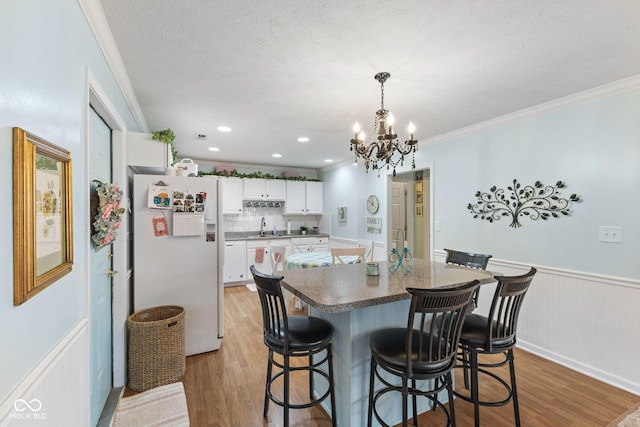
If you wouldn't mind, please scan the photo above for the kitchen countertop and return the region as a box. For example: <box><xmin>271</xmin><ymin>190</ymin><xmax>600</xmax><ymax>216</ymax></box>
<box><xmin>225</xmin><ymin>231</ymin><xmax>330</xmax><ymax>241</ymax></box>
<box><xmin>279</xmin><ymin>259</ymin><xmax>496</xmax><ymax>313</ymax></box>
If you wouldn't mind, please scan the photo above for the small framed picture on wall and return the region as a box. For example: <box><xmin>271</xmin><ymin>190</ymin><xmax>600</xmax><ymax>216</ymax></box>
<box><xmin>415</xmin><ymin>181</ymin><xmax>423</xmax><ymax>193</ymax></box>
<box><xmin>415</xmin><ymin>205</ymin><xmax>423</xmax><ymax>217</ymax></box>
<box><xmin>416</xmin><ymin>193</ymin><xmax>423</xmax><ymax>204</ymax></box>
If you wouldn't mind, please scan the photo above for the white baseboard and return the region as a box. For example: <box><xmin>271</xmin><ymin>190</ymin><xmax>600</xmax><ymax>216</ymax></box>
<box><xmin>518</xmin><ymin>339</ymin><xmax>640</xmax><ymax>396</ymax></box>
<box><xmin>0</xmin><ymin>319</ymin><xmax>90</xmax><ymax>427</ymax></box>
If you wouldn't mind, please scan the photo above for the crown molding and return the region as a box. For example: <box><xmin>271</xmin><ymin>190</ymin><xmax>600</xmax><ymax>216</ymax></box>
<box><xmin>77</xmin><ymin>0</ymin><xmax>148</xmax><ymax>132</ymax></box>
<box><xmin>422</xmin><ymin>74</ymin><xmax>640</xmax><ymax>148</ymax></box>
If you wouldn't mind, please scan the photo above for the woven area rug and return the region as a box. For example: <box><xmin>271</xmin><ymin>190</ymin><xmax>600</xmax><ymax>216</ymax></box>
<box><xmin>113</xmin><ymin>382</ymin><xmax>189</xmax><ymax>427</ymax></box>
<box><xmin>618</xmin><ymin>406</ymin><xmax>640</xmax><ymax>427</ymax></box>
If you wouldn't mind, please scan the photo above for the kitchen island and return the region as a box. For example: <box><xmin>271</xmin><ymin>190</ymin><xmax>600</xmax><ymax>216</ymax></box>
<box><xmin>279</xmin><ymin>259</ymin><xmax>496</xmax><ymax>427</ymax></box>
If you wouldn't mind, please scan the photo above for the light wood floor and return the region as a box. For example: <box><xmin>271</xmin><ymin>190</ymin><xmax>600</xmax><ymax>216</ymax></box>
<box><xmin>165</xmin><ymin>286</ymin><xmax>639</xmax><ymax>426</ymax></box>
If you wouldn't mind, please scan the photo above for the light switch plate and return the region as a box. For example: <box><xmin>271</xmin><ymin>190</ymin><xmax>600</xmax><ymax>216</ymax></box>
<box><xmin>434</xmin><ymin>221</ymin><xmax>441</xmax><ymax>232</ymax></box>
<box><xmin>599</xmin><ymin>226</ymin><xmax>622</xmax><ymax>243</ymax></box>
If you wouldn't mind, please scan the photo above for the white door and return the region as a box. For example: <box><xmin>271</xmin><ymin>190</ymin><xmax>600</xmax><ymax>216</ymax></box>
<box><xmin>89</xmin><ymin>108</ymin><xmax>113</xmax><ymax>426</ymax></box>
<box><xmin>392</xmin><ymin>181</ymin><xmax>407</xmax><ymax>243</ymax></box>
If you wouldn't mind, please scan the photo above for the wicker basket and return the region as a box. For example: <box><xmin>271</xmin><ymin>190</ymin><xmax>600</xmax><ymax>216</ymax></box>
<box><xmin>127</xmin><ymin>305</ymin><xmax>186</xmax><ymax>392</ymax></box>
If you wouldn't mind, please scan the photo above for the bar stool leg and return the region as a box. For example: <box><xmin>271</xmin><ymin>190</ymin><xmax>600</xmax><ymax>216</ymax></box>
<box><xmin>309</xmin><ymin>354</ymin><xmax>314</xmax><ymax>400</ymax></box>
<box><xmin>470</xmin><ymin>349</ymin><xmax>480</xmax><ymax>427</ymax></box>
<box><xmin>327</xmin><ymin>345</ymin><xmax>337</xmax><ymax>427</ymax></box>
<box><xmin>446</xmin><ymin>371</ymin><xmax>457</xmax><ymax>427</ymax></box>
<box><xmin>402</xmin><ymin>377</ymin><xmax>409</xmax><ymax>427</ymax></box>
<box><xmin>508</xmin><ymin>349</ymin><xmax>521</xmax><ymax>427</ymax></box>
<box><xmin>462</xmin><ymin>348</ymin><xmax>471</xmax><ymax>389</ymax></box>
<box><xmin>283</xmin><ymin>355</ymin><xmax>290</xmax><ymax>427</ymax></box>
<box><xmin>411</xmin><ymin>378</ymin><xmax>418</xmax><ymax>425</ymax></box>
<box><xmin>264</xmin><ymin>350</ymin><xmax>273</xmax><ymax>417</ymax></box>
<box><xmin>367</xmin><ymin>358</ymin><xmax>376</xmax><ymax>427</ymax></box>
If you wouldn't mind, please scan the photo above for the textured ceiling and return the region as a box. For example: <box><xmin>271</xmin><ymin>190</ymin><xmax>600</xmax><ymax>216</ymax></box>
<box><xmin>100</xmin><ymin>0</ymin><xmax>640</xmax><ymax>169</ymax></box>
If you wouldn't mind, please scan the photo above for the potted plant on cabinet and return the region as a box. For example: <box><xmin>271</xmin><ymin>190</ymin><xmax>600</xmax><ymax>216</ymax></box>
<box><xmin>300</xmin><ymin>225</ymin><xmax>308</xmax><ymax>235</ymax></box>
<box><xmin>152</xmin><ymin>128</ymin><xmax>177</xmax><ymax>165</ymax></box>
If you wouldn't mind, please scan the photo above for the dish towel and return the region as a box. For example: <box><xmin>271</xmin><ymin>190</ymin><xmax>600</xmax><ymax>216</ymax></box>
<box><xmin>255</xmin><ymin>247</ymin><xmax>264</xmax><ymax>263</ymax></box>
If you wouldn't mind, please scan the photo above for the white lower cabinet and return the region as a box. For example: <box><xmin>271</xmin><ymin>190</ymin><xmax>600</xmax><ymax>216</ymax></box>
<box><xmin>223</xmin><ymin>241</ymin><xmax>247</xmax><ymax>283</ymax></box>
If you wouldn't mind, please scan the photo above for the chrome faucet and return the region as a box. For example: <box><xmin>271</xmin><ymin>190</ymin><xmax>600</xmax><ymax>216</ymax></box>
<box><xmin>260</xmin><ymin>217</ymin><xmax>267</xmax><ymax>236</ymax></box>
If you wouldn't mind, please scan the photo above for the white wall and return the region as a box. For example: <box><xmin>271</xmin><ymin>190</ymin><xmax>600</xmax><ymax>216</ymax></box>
<box><xmin>321</xmin><ymin>81</ymin><xmax>640</xmax><ymax>394</ymax></box>
<box><xmin>0</xmin><ymin>0</ymin><xmax>139</xmax><ymax>422</ymax></box>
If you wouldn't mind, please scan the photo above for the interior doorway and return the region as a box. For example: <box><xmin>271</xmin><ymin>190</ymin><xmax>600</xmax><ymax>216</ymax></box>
<box><xmin>391</xmin><ymin>168</ymin><xmax>431</xmax><ymax>260</ymax></box>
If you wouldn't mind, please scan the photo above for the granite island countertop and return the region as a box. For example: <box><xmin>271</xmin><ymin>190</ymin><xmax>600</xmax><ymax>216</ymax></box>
<box><xmin>278</xmin><ymin>259</ymin><xmax>497</xmax><ymax>313</ymax></box>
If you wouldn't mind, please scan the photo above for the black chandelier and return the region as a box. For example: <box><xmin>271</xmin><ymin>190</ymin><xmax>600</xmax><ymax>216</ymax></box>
<box><xmin>350</xmin><ymin>72</ymin><xmax>418</xmax><ymax>176</ymax></box>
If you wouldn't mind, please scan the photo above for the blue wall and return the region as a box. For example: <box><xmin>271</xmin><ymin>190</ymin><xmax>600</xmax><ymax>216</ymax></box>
<box><xmin>0</xmin><ymin>0</ymin><xmax>139</xmax><ymax>404</ymax></box>
<box><xmin>322</xmin><ymin>86</ymin><xmax>640</xmax><ymax>279</ymax></box>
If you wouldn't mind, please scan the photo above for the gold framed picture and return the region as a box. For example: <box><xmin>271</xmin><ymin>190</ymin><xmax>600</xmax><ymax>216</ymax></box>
<box><xmin>13</xmin><ymin>127</ymin><xmax>73</xmax><ymax>305</ymax></box>
<box><xmin>416</xmin><ymin>192</ymin><xmax>423</xmax><ymax>204</ymax></box>
<box><xmin>415</xmin><ymin>204</ymin><xmax>423</xmax><ymax>217</ymax></box>
<box><xmin>415</xmin><ymin>181</ymin><xmax>423</xmax><ymax>193</ymax></box>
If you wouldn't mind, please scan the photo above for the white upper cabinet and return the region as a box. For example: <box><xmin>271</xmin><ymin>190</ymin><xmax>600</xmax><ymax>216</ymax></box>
<box><xmin>285</xmin><ymin>181</ymin><xmax>306</xmax><ymax>214</ymax></box>
<box><xmin>125</xmin><ymin>131</ymin><xmax>171</xmax><ymax>168</ymax></box>
<box><xmin>221</xmin><ymin>177</ymin><xmax>243</xmax><ymax>214</ymax></box>
<box><xmin>265</xmin><ymin>179</ymin><xmax>286</xmax><ymax>200</ymax></box>
<box><xmin>305</xmin><ymin>181</ymin><xmax>324</xmax><ymax>214</ymax></box>
<box><xmin>243</xmin><ymin>178</ymin><xmax>286</xmax><ymax>200</ymax></box>
<box><xmin>285</xmin><ymin>181</ymin><xmax>323</xmax><ymax>215</ymax></box>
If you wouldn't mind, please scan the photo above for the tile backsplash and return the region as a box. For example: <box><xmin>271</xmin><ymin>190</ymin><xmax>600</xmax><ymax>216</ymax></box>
<box><xmin>223</xmin><ymin>206</ymin><xmax>322</xmax><ymax>233</ymax></box>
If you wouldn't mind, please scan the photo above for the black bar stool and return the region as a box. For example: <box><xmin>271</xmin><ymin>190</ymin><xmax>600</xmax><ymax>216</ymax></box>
<box><xmin>250</xmin><ymin>265</ymin><xmax>337</xmax><ymax>427</ymax></box>
<box><xmin>444</xmin><ymin>248</ymin><xmax>493</xmax><ymax>388</ymax></box>
<box><xmin>367</xmin><ymin>280</ymin><xmax>480</xmax><ymax>427</ymax></box>
<box><xmin>453</xmin><ymin>267</ymin><xmax>537</xmax><ymax>427</ymax></box>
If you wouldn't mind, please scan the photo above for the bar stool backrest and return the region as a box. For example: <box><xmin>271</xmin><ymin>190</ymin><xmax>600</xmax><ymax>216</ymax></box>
<box><xmin>405</xmin><ymin>280</ymin><xmax>480</xmax><ymax>377</ymax></box>
<box><xmin>485</xmin><ymin>267</ymin><xmax>537</xmax><ymax>351</ymax></box>
<box><xmin>444</xmin><ymin>248</ymin><xmax>492</xmax><ymax>270</ymax></box>
<box><xmin>250</xmin><ymin>265</ymin><xmax>290</xmax><ymax>351</ymax></box>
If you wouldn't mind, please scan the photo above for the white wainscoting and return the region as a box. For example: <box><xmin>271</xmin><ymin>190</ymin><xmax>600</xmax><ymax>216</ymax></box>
<box><xmin>0</xmin><ymin>319</ymin><xmax>90</xmax><ymax>427</ymax></box>
<box><xmin>433</xmin><ymin>250</ymin><xmax>640</xmax><ymax>396</ymax></box>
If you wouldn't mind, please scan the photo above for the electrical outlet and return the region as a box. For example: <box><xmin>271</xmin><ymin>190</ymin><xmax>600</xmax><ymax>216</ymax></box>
<box><xmin>599</xmin><ymin>226</ymin><xmax>622</xmax><ymax>243</ymax></box>
<box><xmin>434</xmin><ymin>221</ymin><xmax>441</xmax><ymax>232</ymax></box>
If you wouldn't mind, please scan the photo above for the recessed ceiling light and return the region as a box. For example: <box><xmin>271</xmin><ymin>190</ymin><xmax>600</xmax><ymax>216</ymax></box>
<box><xmin>324</xmin><ymin>159</ymin><xmax>333</xmax><ymax>163</ymax></box>
<box><xmin>297</xmin><ymin>137</ymin><xmax>310</xmax><ymax>142</ymax></box>
<box><xmin>272</xmin><ymin>153</ymin><xmax>282</xmax><ymax>158</ymax></box>
<box><xmin>208</xmin><ymin>147</ymin><xmax>220</xmax><ymax>152</ymax></box>
<box><xmin>217</xmin><ymin>126</ymin><xmax>231</xmax><ymax>132</ymax></box>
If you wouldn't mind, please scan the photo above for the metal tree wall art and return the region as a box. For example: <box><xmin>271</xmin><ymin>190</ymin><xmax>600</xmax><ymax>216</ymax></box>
<box><xmin>467</xmin><ymin>179</ymin><xmax>580</xmax><ymax>228</ymax></box>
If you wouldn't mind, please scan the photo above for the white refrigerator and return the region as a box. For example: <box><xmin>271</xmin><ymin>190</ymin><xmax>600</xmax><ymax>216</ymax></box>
<box><xmin>133</xmin><ymin>173</ymin><xmax>224</xmax><ymax>355</ymax></box>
